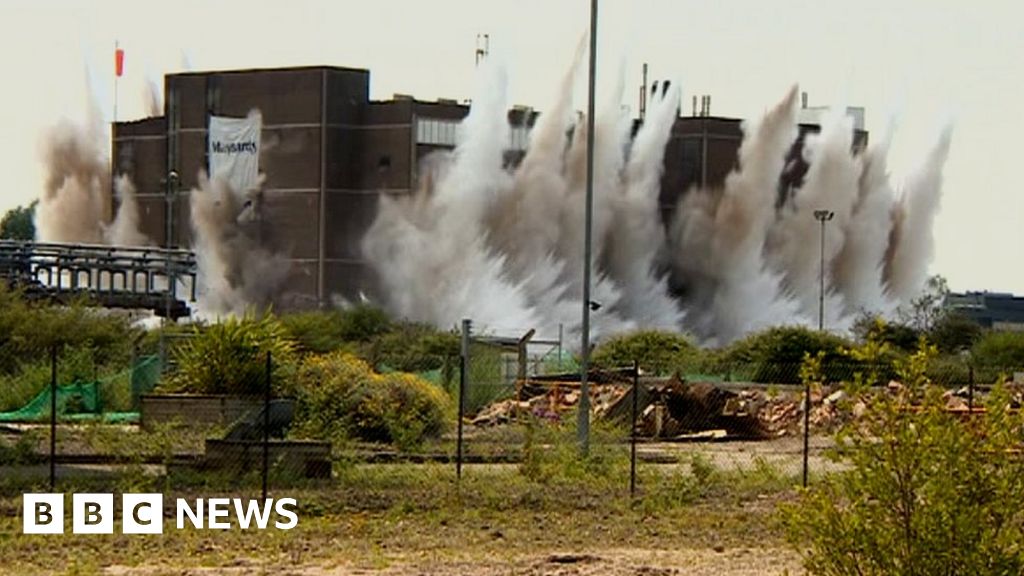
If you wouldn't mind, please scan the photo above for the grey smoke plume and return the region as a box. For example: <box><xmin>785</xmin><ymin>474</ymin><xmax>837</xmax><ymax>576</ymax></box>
<box><xmin>605</xmin><ymin>83</ymin><xmax>684</xmax><ymax>331</ymax></box>
<box><xmin>884</xmin><ymin>127</ymin><xmax>952</xmax><ymax>302</ymax></box>
<box><xmin>833</xmin><ymin>126</ymin><xmax>897</xmax><ymax>316</ymax></box>
<box><xmin>362</xmin><ymin>60</ymin><xmax>542</xmax><ymax>332</ymax></box>
<box><xmin>36</xmin><ymin>90</ymin><xmax>153</xmax><ymax>248</ymax></box>
<box><xmin>362</xmin><ymin>46</ymin><xmax>952</xmax><ymax>344</ymax></box>
<box><xmin>188</xmin><ymin>173</ymin><xmax>291</xmax><ymax>317</ymax></box>
<box><xmin>144</xmin><ymin>78</ymin><xmax>163</xmax><ymax>118</ymax></box>
<box><xmin>669</xmin><ymin>87</ymin><xmax>806</xmax><ymax>343</ymax></box>
<box><xmin>35</xmin><ymin>115</ymin><xmax>109</xmax><ymax>244</ymax></box>
<box><xmin>768</xmin><ymin>109</ymin><xmax>863</xmax><ymax>329</ymax></box>
<box><xmin>103</xmin><ymin>175</ymin><xmax>153</xmax><ymax>246</ymax></box>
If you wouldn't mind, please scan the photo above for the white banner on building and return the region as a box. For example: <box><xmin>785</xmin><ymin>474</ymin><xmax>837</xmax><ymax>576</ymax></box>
<box><xmin>208</xmin><ymin>111</ymin><xmax>262</xmax><ymax>194</ymax></box>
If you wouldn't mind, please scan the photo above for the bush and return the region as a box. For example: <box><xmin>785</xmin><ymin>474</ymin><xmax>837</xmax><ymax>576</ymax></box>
<box><xmin>280</xmin><ymin>305</ymin><xmax>391</xmax><ymax>354</ymax></box>
<box><xmin>971</xmin><ymin>330</ymin><xmax>1024</xmax><ymax>371</ymax></box>
<box><xmin>781</xmin><ymin>344</ymin><xmax>1024</xmax><ymax>575</ymax></box>
<box><xmin>291</xmin><ymin>351</ymin><xmax>449</xmax><ymax>451</ymax></box>
<box><xmin>721</xmin><ymin>326</ymin><xmax>856</xmax><ymax>383</ymax></box>
<box><xmin>364</xmin><ymin>322</ymin><xmax>459</xmax><ymax>373</ymax></box>
<box><xmin>0</xmin><ymin>345</ymin><xmax>109</xmax><ymax>413</ymax></box>
<box><xmin>853</xmin><ymin>314</ymin><xmax>921</xmax><ymax>353</ymax></box>
<box><xmin>928</xmin><ymin>311</ymin><xmax>983</xmax><ymax>354</ymax></box>
<box><xmin>0</xmin><ymin>286</ymin><xmax>136</xmax><ymax>374</ymax></box>
<box><xmin>163</xmin><ymin>314</ymin><xmax>297</xmax><ymax>395</ymax></box>
<box><xmin>591</xmin><ymin>330</ymin><xmax>698</xmax><ymax>375</ymax></box>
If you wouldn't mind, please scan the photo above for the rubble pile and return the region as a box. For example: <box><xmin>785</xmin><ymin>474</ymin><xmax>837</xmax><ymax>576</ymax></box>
<box><xmin>469</xmin><ymin>374</ymin><xmax>1016</xmax><ymax>441</ymax></box>
<box><xmin>470</xmin><ymin>383</ymin><xmax>629</xmax><ymax>427</ymax></box>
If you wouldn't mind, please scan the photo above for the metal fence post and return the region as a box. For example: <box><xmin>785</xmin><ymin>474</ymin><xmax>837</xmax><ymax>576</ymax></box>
<box><xmin>968</xmin><ymin>363</ymin><xmax>975</xmax><ymax>412</ymax></box>
<box><xmin>630</xmin><ymin>360</ymin><xmax>638</xmax><ymax>498</ymax></box>
<box><xmin>49</xmin><ymin>344</ymin><xmax>57</xmax><ymax>492</ymax></box>
<box><xmin>457</xmin><ymin>319</ymin><xmax>471</xmax><ymax>483</ymax></box>
<box><xmin>802</xmin><ymin>379</ymin><xmax>810</xmax><ymax>488</ymax></box>
<box><xmin>262</xmin><ymin>350</ymin><xmax>271</xmax><ymax>502</ymax></box>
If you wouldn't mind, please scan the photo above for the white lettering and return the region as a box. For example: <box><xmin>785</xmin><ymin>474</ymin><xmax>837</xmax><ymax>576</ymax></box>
<box><xmin>207</xmin><ymin>498</ymin><xmax>231</xmax><ymax>530</ymax></box>
<box><xmin>274</xmin><ymin>498</ymin><xmax>298</xmax><ymax>530</ymax></box>
<box><xmin>23</xmin><ymin>494</ymin><xmax>63</xmax><ymax>534</ymax></box>
<box><xmin>233</xmin><ymin>498</ymin><xmax>273</xmax><ymax>529</ymax></box>
<box><xmin>176</xmin><ymin>498</ymin><xmax>203</xmax><ymax>529</ymax></box>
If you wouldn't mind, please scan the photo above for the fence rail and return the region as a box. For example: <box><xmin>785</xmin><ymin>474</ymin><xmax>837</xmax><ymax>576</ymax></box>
<box><xmin>0</xmin><ymin>239</ymin><xmax>197</xmax><ymax>318</ymax></box>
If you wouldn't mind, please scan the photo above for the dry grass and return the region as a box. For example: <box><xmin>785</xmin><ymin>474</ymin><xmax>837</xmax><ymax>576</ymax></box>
<box><xmin>0</xmin><ymin>459</ymin><xmax>803</xmax><ymax>575</ymax></box>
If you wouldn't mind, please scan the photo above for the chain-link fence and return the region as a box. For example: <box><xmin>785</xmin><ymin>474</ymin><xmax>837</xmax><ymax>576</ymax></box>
<box><xmin>2</xmin><ymin>319</ymin><xmax>1022</xmax><ymax>519</ymax></box>
<box><xmin>0</xmin><ymin>339</ymin><xmax>327</xmax><ymax>509</ymax></box>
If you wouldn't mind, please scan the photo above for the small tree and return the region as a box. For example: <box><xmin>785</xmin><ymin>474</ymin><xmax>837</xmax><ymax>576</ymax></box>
<box><xmin>898</xmin><ymin>274</ymin><xmax>950</xmax><ymax>332</ymax></box>
<box><xmin>0</xmin><ymin>201</ymin><xmax>37</xmax><ymax>241</ymax></box>
<box><xmin>782</xmin><ymin>342</ymin><xmax>1024</xmax><ymax>575</ymax></box>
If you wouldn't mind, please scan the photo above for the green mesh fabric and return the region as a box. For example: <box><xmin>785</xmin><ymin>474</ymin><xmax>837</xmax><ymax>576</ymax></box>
<box><xmin>0</xmin><ymin>355</ymin><xmax>159</xmax><ymax>422</ymax></box>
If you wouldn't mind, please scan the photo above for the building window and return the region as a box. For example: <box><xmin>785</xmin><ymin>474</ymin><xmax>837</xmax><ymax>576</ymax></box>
<box><xmin>415</xmin><ymin>118</ymin><xmax>532</xmax><ymax>151</ymax></box>
<box><xmin>415</xmin><ymin>118</ymin><xmax>460</xmax><ymax>146</ymax></box>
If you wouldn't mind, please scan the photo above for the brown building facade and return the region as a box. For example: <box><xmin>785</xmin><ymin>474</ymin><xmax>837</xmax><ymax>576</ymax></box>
<box><xmin>112</xmin><ymin>65</ymin><xmax>866</xmax><ymax>310</ymax></box>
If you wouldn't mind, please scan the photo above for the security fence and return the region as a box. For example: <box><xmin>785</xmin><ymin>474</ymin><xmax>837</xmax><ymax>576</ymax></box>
<box><xmin>2</xmin><ymin>326</ymin><xmax>1022</xmax><ymax>511</ymax></box>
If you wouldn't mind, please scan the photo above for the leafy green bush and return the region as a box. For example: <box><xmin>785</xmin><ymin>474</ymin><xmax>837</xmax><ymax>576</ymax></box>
<box><xmin>0</xmin><ymin>345</ymin><xmax>105</xmax><ymax>413</ymax></box>
<box><xmin>364</xmin><ymin>322</ymin><xmax>459</xmax><ymax>373</ymax></box>
<box><xmin>280</xmin><ymin>306</ymin><xmax>391</xmax><ymax>354</ymax></box>
<box><xmin>162</xmin><ymin>314</ymin><xmax>297</xmax><ymax>395</ymax></box>
<box><xmin>0</xmin><ymin>286</ymin><xmax>136</xmax><ymax>374</ymax></box>
<box><xmin>928</xmin><ymin>310</ymin><xmax>983</xmax><ymax>354</ymax></box>
<box><xmin>781</xmin><ymin>344</ymin><xmax>1024</xmax><ymax>575</ymax></box>
<box><xmin>720</xmin><ymin>326</ymin><xmax>856</xmax><ymax>383</ymax></box>
<box><xmin>591</xmin><ymin>330</ymin><xmax>698</xmax><ymax>375</ymax></box>
<box><xmin>290</xmin><ymin>351</ymin><xmax>449</xmax><ymax>451</ymax></box>
<box><xmin>971</xmin><ymin>330</ymin><xmax>1024</xmax><ymax>371</ymax></box>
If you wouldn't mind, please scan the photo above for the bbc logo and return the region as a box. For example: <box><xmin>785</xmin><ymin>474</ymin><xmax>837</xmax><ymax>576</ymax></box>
<box><xmin>23</xmin><ymin>493</ymin><xmax>299</xmax><ymax>534</ymax></box>
<box><xmin>24</xmin><ymin>494</ymin><xmax>163</xmax><ymax>535</ymax></box>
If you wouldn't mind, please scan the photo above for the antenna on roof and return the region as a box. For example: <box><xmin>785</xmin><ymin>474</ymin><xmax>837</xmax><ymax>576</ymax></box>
<box><xmin>475</xmin><ymin>34</ymin><xmax>490</xmax><ymax>66</ymax></box>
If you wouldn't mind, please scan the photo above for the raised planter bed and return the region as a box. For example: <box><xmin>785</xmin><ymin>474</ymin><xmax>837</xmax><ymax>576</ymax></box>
<box><xmin>204</xmin><ymin>438</ymin><xmax>332</xmax><ymax>478</ymax></box>
<box><xmin>139</xmin><ymin>394</ymin><xmax>263</xmax><ymax>431</ymax></box>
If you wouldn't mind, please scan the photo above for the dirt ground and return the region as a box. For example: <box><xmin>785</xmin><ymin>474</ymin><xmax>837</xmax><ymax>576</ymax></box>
<box><xmin>104</xmin><ymin>547</ymin><xmax>801</xmax><ymax>575</ymax></box>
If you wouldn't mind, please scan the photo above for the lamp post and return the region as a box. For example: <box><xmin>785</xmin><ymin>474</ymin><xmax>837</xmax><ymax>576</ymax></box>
<box><xmin>159</xmin><ymin>170</ymin><xmax>179</xmax><ymax>370</ymax></box>
<box><xmin>805</xmin><ymin>209</ymin><xmax>833</xmax><ymax>488</ymax></box>
<box><xmin>813</xmin><ymin>210</ymin><xmax>834</xmax><ymax>332</ymax></box>
<box><xmin>578</xmin><ymin>0</ymin><xmax>598</xmax><ymax>457</ymax></box>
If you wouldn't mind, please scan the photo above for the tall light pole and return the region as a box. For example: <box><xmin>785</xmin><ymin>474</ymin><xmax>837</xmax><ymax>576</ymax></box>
<box><xmin>807</xmin><ymin>210</ymin><xmax>832</xmax><ymax>487</ymax></box>
<box><xmin>160</xmin><ymin>170</ymin><xmax>179</xmax><ymax>371</ymax></box>
<box><xmin>578</xmin><ymin>0</ymin><xmax>598</xmax><ymax>456</ymax></box>
<box><xmin>813</xmin><ymin>210</ymin><xmax>834</xmax><ymax>332</ymax></box>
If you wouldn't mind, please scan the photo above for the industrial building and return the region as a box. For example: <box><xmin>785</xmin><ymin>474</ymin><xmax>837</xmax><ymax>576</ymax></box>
<box><xmin>947</xmin><ymin>291</ymin><xmax>1024</xmax><ymax>331</ymax></box>
<box><xmin>112</xmin><ymin>65</ymin><xmax>867</xmax><ymax>310</ymax></box>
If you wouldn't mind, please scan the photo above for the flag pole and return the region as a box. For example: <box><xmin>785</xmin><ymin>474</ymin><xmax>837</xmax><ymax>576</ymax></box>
<box><xmin>113</xmin><ymin>41</ymin><xmax>119</xmax><ymax>125</ymax></box>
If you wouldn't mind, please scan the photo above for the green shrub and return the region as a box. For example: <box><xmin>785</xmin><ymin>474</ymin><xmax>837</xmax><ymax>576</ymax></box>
<box><xmin>280</xmin><ymin>305</ymin><xmax>391</xmax><ymax>354</ymax></box>
<box><xmin>364</xmin><ymin>322</ymin><xmax>459</xmax><ymax>373</ymax></box>
<box><xmin>591</xmin><ymin>330</ymin><xmax>698</xmax><ymax>375</ymax></box>
<box><xmin>720</xmin><ymin>326</ymin><xmax>856</xmax><ymax>383</ymax></box>
<box><xmin>971</xmin><ymin>330</ymin><xmax>1024</xmax><ymax>371</ymax></box>
<box><xmin>781</xmin><ymin>344</ymin><xmax>1024</xmax><ymax>575</ymax></box>
<box><xmin>928</xmin><ymin>310</ymin><xmax>983</xmax><ymax>354</ymax></box>
<box><xmin>0</xmin><ymin>286</ymin><xmax>136</xmax><ymax>374</ymax></box>
<box><xmin>163</xmin><ymin>313</ymin><xmax>297</xmax><ymax>395</ymax></box>
<box><xmin>291</xmin><ymin>351</ymin><xmax>449</xmax><ymax>451</ymax></box>
<box><xmin>0</xmin><ymin>345</ymin><xmax>103</xmax><ymax>413</ymax></box>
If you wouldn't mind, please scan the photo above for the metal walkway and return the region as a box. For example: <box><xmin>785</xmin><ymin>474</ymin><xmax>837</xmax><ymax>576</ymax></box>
<box><xmin>0</xmin><ymin>240</ymin><xmax>197</xmax><ymax>318</ymax></box>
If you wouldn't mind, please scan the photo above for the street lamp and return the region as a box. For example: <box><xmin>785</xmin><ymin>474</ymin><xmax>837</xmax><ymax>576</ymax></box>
<box><xmin>578</xmin><ymin>0</ymin><xmax>599</xmax><ymax>456</ymax></box>
<box><xmin>160</xmin><ymin>170</ymin><xmax>179</xmax><ymax>371</ymax></box>
<box><xmin>805</xmin><ymin>209</ymin><xmax>833</xmax><ymax>488</ymax></box>
<box><xmin>813</xmin><ymin>209</ymin><xmax>834</xmax><ymax>332</ymax></box>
